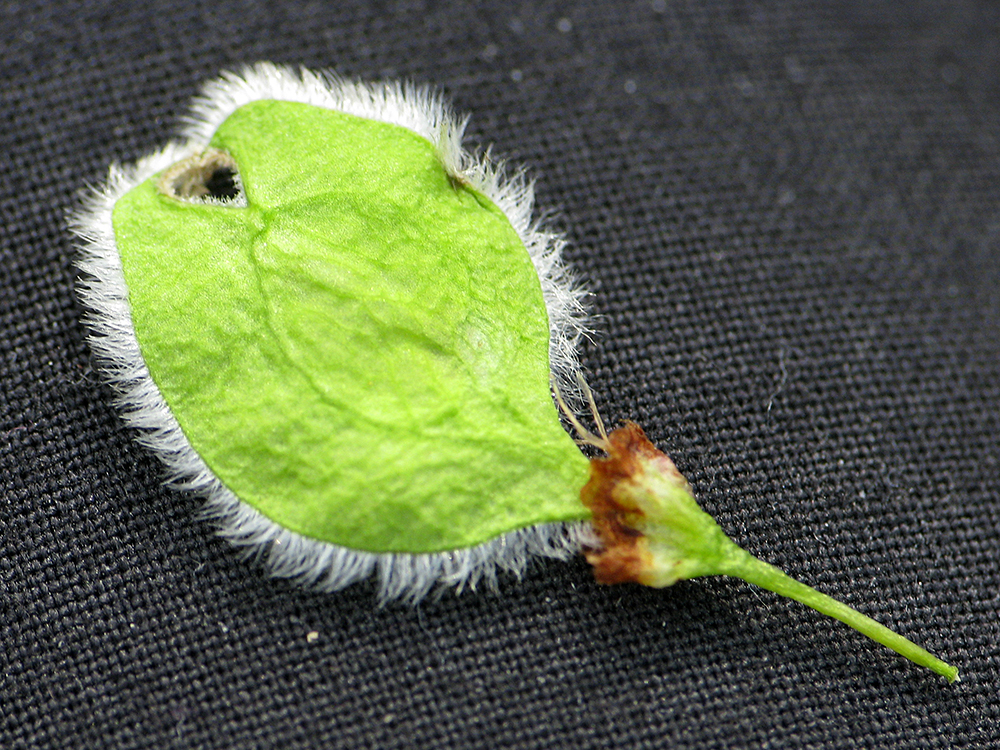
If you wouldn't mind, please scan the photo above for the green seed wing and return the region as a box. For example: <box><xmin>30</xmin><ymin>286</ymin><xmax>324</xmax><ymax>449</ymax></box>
<box><xmin>112</xmin><ymin>99</ymin><xmax>590</xmax><ymax>554</ymax></box>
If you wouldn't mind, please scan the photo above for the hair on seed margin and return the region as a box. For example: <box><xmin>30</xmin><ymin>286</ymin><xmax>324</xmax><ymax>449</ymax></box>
<box><xmin>70</xmin><ymin>63</ymin><xmax>596</xmax><ymax>602</ymax></box>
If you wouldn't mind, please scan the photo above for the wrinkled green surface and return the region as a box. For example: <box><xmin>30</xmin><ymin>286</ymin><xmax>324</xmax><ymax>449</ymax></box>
<box><xmin>112</xmin><ymin>100</ymin><xmax>590</xmax><ymax>553</ymax></box>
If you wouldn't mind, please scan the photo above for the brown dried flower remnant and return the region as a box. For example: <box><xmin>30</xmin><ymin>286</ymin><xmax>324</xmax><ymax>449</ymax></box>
<box><xmin>581</xmin><ymin>422</ymin><xmax>734</xmax><ymax>587</ymax></box>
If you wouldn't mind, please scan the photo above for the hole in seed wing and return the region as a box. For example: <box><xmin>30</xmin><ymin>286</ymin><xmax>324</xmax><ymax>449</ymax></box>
<box><xmin>158</xmin><ymin>148</ymin><xmax>246</xmax><ymax>206</ymax></box>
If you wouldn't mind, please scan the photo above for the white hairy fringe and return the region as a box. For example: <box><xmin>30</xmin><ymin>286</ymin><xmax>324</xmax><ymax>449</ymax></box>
<box><xmin>71</xmin><ymin>63</ymin><xmax>592</xmax><ymax>602</ymax></box>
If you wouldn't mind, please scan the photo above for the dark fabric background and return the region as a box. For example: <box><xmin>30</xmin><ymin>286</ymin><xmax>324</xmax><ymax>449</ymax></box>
<box><xmin>2</xmin><ymin>1</ymin><xmax>998</xmax><ymax>747</ymax></box>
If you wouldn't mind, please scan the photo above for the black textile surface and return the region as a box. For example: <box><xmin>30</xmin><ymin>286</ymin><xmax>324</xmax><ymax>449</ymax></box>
<box><xmin>2</xmin><ymin>1</ymin><xmax>999</xmax><ymax>747</ymax></box>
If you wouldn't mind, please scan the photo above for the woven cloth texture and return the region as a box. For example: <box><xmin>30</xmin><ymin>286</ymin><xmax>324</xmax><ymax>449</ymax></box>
<box><xmin>2</xmin><ymin>1</ymin><xmax>998</xmax><ymax>747</ymax></box>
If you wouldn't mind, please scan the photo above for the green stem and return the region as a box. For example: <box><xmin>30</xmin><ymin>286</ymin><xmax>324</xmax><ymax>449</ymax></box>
<box><xmin>720</xmin><ymin>549</ymin><xmax>959</xmax><ymax>683</ymax></box>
